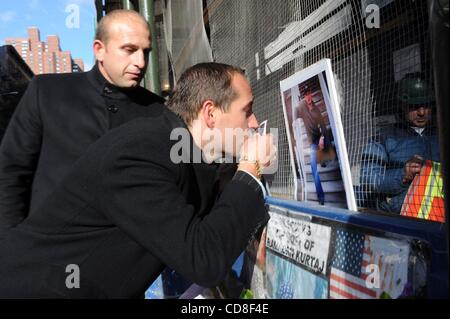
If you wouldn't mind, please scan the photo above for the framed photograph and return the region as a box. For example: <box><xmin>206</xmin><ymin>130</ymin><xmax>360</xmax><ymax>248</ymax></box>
<box><xmin>280</xmin><ymin>59</ymin><xmax>357</xmax><ymax>210</ymax></box>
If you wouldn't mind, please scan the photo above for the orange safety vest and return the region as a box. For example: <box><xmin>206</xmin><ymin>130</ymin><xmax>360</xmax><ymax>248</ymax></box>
<box><xmin>401</xmin><ymin>160</ymin><xmax>445</xmax><ymax>223</ymax></box>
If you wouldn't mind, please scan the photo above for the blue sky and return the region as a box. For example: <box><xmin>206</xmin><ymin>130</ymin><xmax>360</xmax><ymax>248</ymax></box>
<box><xmin>0</xmin><ymin>0</ymin><xmax>96</xmax><ymax>71</ymax></box>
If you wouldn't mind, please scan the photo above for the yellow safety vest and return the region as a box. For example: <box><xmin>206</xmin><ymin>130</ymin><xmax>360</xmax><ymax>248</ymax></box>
<box><xmin>401</xmin><ymin>160</ymin><xmax>445</xmax><ymax>223</ymax></box>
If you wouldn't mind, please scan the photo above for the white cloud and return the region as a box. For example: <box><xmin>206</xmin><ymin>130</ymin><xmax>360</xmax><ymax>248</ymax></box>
<box><xmin>82</xmin><ymin>62</ymin><xmax>94</xmax><ymax>71</ymax></box>
<box><xmin>65</xmin><ymin>0</ymin><xmax>94</xmax><ymax>7</ymax></box>
<box><xmin>0</xmin><ymin>11</ymin><xmax>16</xmax><ymax>23</ymax></box>
<box><xmin>30</xmin><ymin>0</ymin><xmax>40</xmax><ymax>9</ymax></box>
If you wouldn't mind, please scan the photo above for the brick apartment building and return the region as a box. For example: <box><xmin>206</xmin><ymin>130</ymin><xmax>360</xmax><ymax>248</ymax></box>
<box><xmin>5</xmin><ymin>27</ymin><xmax>84</xmax><ymax>75</ymax></box>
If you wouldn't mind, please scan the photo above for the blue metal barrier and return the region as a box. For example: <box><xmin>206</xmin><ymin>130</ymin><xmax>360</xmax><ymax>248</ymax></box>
<box><xmin>265</xmin><ymin>197</ymin><xmax>449</xmax><ymax>299</ymax></box>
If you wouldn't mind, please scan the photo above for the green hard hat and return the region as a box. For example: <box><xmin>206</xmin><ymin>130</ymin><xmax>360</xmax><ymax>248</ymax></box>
<box><xmin>397</xmin><ymin>73</ymin><xmax>435</xmax><ymax>105</ymax></box>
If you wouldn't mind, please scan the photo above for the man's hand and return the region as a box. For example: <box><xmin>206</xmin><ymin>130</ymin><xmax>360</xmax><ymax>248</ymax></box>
<box><xmin>238</xmin><ymin>133</ymin><xmax>277</xmax><ymax>179</ymax></box>
<box><xmin>403</xmin><ymin>155</ymin><xmax>424</xmax><ymax>185</ymax></box>
<box><xmin>318</xmin><ymin>135</ymin><xmax>325</xmax><ymax>150</ymax></box>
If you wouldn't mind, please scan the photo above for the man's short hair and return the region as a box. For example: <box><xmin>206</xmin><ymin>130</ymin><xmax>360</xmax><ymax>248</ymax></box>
<box><xmin>95</xmin><ymin>10</ymin><xmax>149</xmax><ymax>44</ymax></box>
<box><xmin>167</xmin><ymin>63</ymin><xmax>245</xmax><ymax>125</ymax></box>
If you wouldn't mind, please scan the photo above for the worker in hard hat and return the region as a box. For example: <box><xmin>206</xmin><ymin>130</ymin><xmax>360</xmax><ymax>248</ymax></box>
<box><xmin>360</xmin><ymin>73</ymin><xmax>440</xmax><ymax>213</ymax></box>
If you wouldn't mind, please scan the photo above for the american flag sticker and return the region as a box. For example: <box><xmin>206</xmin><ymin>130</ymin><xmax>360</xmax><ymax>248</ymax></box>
<box><xmin>330</xmin><ymin>229</ymin><xmax>410</xmax><ymax>299</ymax></box>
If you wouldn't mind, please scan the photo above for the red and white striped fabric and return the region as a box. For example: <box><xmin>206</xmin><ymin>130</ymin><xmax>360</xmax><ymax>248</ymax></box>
<box><xmin>330</xmin><ymin>230</ymin><xmax>410</xmax><ymax>299</ymax></box>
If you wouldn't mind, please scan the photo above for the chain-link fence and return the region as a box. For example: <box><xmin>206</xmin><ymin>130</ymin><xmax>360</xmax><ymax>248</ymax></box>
<box><xmin>204</xmin><ymin>0</ymin><xmax>443</xmax><ymax>220</ymax></box>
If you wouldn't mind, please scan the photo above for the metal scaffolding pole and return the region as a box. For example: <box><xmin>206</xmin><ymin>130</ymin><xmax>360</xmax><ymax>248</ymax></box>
<box><xmin>139</xmin><ymin>0</ymin><xmax>161</xmax><ymax>95</ymax></box>
<box><xmin>122</xmin><ymin>0</ymin><xmax>134</xmax><ymax>10</ymax></box>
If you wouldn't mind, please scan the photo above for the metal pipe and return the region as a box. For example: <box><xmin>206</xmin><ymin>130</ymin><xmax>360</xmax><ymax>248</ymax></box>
<box><xmin>139</xmin><ymin>0</ymin><xmax>161</xmax><ymax>95</ymax></box>
<box><xmin>122</xmin><ymin>0</ymin><xmax>134</xmax><ymax>10</ymax></box>
<box><xmin>0</xmin><ymin>91</ymin><xmax>19</xmax><ymax>96</ymax></box>
<box><xmin>429</xmin><ymin>0</ymin><xmax>449</xmax><ymax>297</ymax></box>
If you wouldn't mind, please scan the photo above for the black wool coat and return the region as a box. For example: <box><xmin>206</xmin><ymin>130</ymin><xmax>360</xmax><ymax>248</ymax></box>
<box><xmin>0</xmin><ymin>107</ymin><xmax>268</xmax><ymax>298</ymax></box>
<box><xmin>0</xmin><ymin>64</ymin><xmax>165</xmax><ymax>228</ymax></box>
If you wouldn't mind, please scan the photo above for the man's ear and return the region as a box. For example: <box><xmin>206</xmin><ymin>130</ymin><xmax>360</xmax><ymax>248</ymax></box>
<box><xmin>93</xmin><ymin>40</ymin><xmax>106</xmax><ymax>62</ymax></box>
<box><xmin>201</xmin><ymin>100</ymin><xmax>219</xmax><ymax>128</ymax></box>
